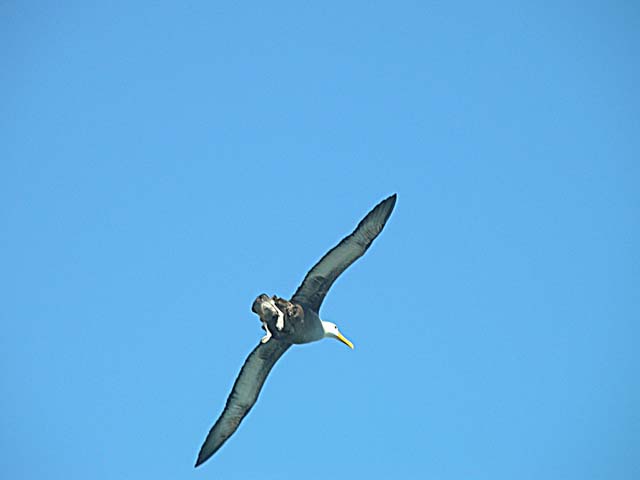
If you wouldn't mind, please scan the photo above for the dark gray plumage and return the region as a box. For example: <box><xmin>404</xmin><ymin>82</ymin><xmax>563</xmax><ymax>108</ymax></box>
<box><xmin>291</xmin><ymin>194</ymin><xmax>397</xmax><ymax>313</ymax></box>
<box><xmin>195</xmin><ymin>194</ymin><xmax>397</xmax><ymax>467</ymax></box>
<box><xmin>195</xmin><ymin>340</ymin><xmax>291</xmax><ymax>466</ymax></box>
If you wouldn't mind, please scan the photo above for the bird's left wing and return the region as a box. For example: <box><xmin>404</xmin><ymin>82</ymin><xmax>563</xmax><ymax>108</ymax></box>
<box><xmin>195</xmin><ymin>339</ymin><xmax>292</xmax><ymax>467</ymax></box>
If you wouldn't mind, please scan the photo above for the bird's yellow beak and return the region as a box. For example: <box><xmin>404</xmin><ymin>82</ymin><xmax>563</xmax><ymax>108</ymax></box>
<box><xmin>336</xmin><ymin>332</ymin><xmax>354</xmax><ymax>349</ymax></box>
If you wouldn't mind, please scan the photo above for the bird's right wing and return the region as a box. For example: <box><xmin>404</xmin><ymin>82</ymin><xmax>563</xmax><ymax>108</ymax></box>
<box><xmin>291</xmin><ymin>194</ymin><xmax>397</xmax><ymax>312</ymax></box>
<box><xmin>195</xmin><ymin>339</ymin><xmax>292</xmax><ymax>467</ymax></box>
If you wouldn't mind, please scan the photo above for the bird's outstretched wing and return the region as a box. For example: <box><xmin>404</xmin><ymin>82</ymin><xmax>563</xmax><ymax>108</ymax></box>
<box><xmin>291</xmin><ymin>194</ymin><xmax>397</xmax><ymax>313</ymax></box>
<box><xmin>195</xmin><ymin>339</ymin><xmax>292</xmax><ymax>466</ymax></box>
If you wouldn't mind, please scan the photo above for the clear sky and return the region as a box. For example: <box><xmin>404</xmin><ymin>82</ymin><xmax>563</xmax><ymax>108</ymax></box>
<box><xmin>2</xmin><ymin>2</ymin><xmax>638</xmax><ymax>479</ymax></box>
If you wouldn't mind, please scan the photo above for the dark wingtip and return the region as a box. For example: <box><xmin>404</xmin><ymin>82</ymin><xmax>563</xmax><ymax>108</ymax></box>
<box><xmin>381</xmin><ymin>193</ymin><xmax>397</xmax><ymax>208</ymax></box>
<box><xmin>387</xmin><ymin>193</ymin><xmax>397</xmax><ymax>206</ymax></box>
<box><xmin>194</xmin><ymin>449</ymin><xmax>210</xmax><ymax>468</ymax></box>
<box><xmin>378</xmin><ymin>193</ymin><xmax>397</xmax><ymax>220</ymax></box>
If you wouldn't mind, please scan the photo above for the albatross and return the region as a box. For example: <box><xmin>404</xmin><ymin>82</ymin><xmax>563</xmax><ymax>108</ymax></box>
<box><xmin>195</xmin><ymin>194</ymin><xmax>397</xmax><ymax>466</ymax></box>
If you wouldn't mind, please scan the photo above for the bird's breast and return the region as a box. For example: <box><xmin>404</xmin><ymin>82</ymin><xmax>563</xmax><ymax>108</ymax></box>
<box><xmin>286</xmin><ymin>305</ymin><xmax>324</xmax><ymax>344</ymax></box>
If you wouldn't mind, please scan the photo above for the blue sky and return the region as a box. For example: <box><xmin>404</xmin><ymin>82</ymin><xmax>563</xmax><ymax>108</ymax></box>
<box><xmin>2</xmin><ymin>2</ymin><xmax>638</xmax><ymax>479</ymax></box>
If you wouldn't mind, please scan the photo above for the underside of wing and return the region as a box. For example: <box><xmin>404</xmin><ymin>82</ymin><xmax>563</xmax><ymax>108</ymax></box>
<box><xmin>195</xmin><ymin>339</ymin><xmax>292</xmax><ymax>467</ymax></box>
<box><xmin>291</xmin><ymin>194</ymin><xmax>396</xmax><ymax>312</ymax></box>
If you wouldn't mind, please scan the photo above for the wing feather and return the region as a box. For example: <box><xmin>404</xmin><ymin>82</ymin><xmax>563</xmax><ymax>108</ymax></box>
<box><xmin>291</xmin><ymin>194</ymin><xmax>396</xmax><ymax>312</ymax></box>
<box><xmin>195</xmin><ymin>339</ymin><xmax>291</xmax><ymax>466</ymax></box>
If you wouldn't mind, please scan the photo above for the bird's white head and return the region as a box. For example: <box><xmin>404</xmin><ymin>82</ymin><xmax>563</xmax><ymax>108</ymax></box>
<box><xmin>321</xmin><ymin>321</ymin><xmax>354</xmax><ymax>349</ymax></box>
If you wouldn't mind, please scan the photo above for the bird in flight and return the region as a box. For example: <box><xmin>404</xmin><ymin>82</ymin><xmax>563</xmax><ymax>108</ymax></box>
<box><xmin>195</xmin><ymin>194</ymin><xmax>397</xmax><ymax>467</ymax></box>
